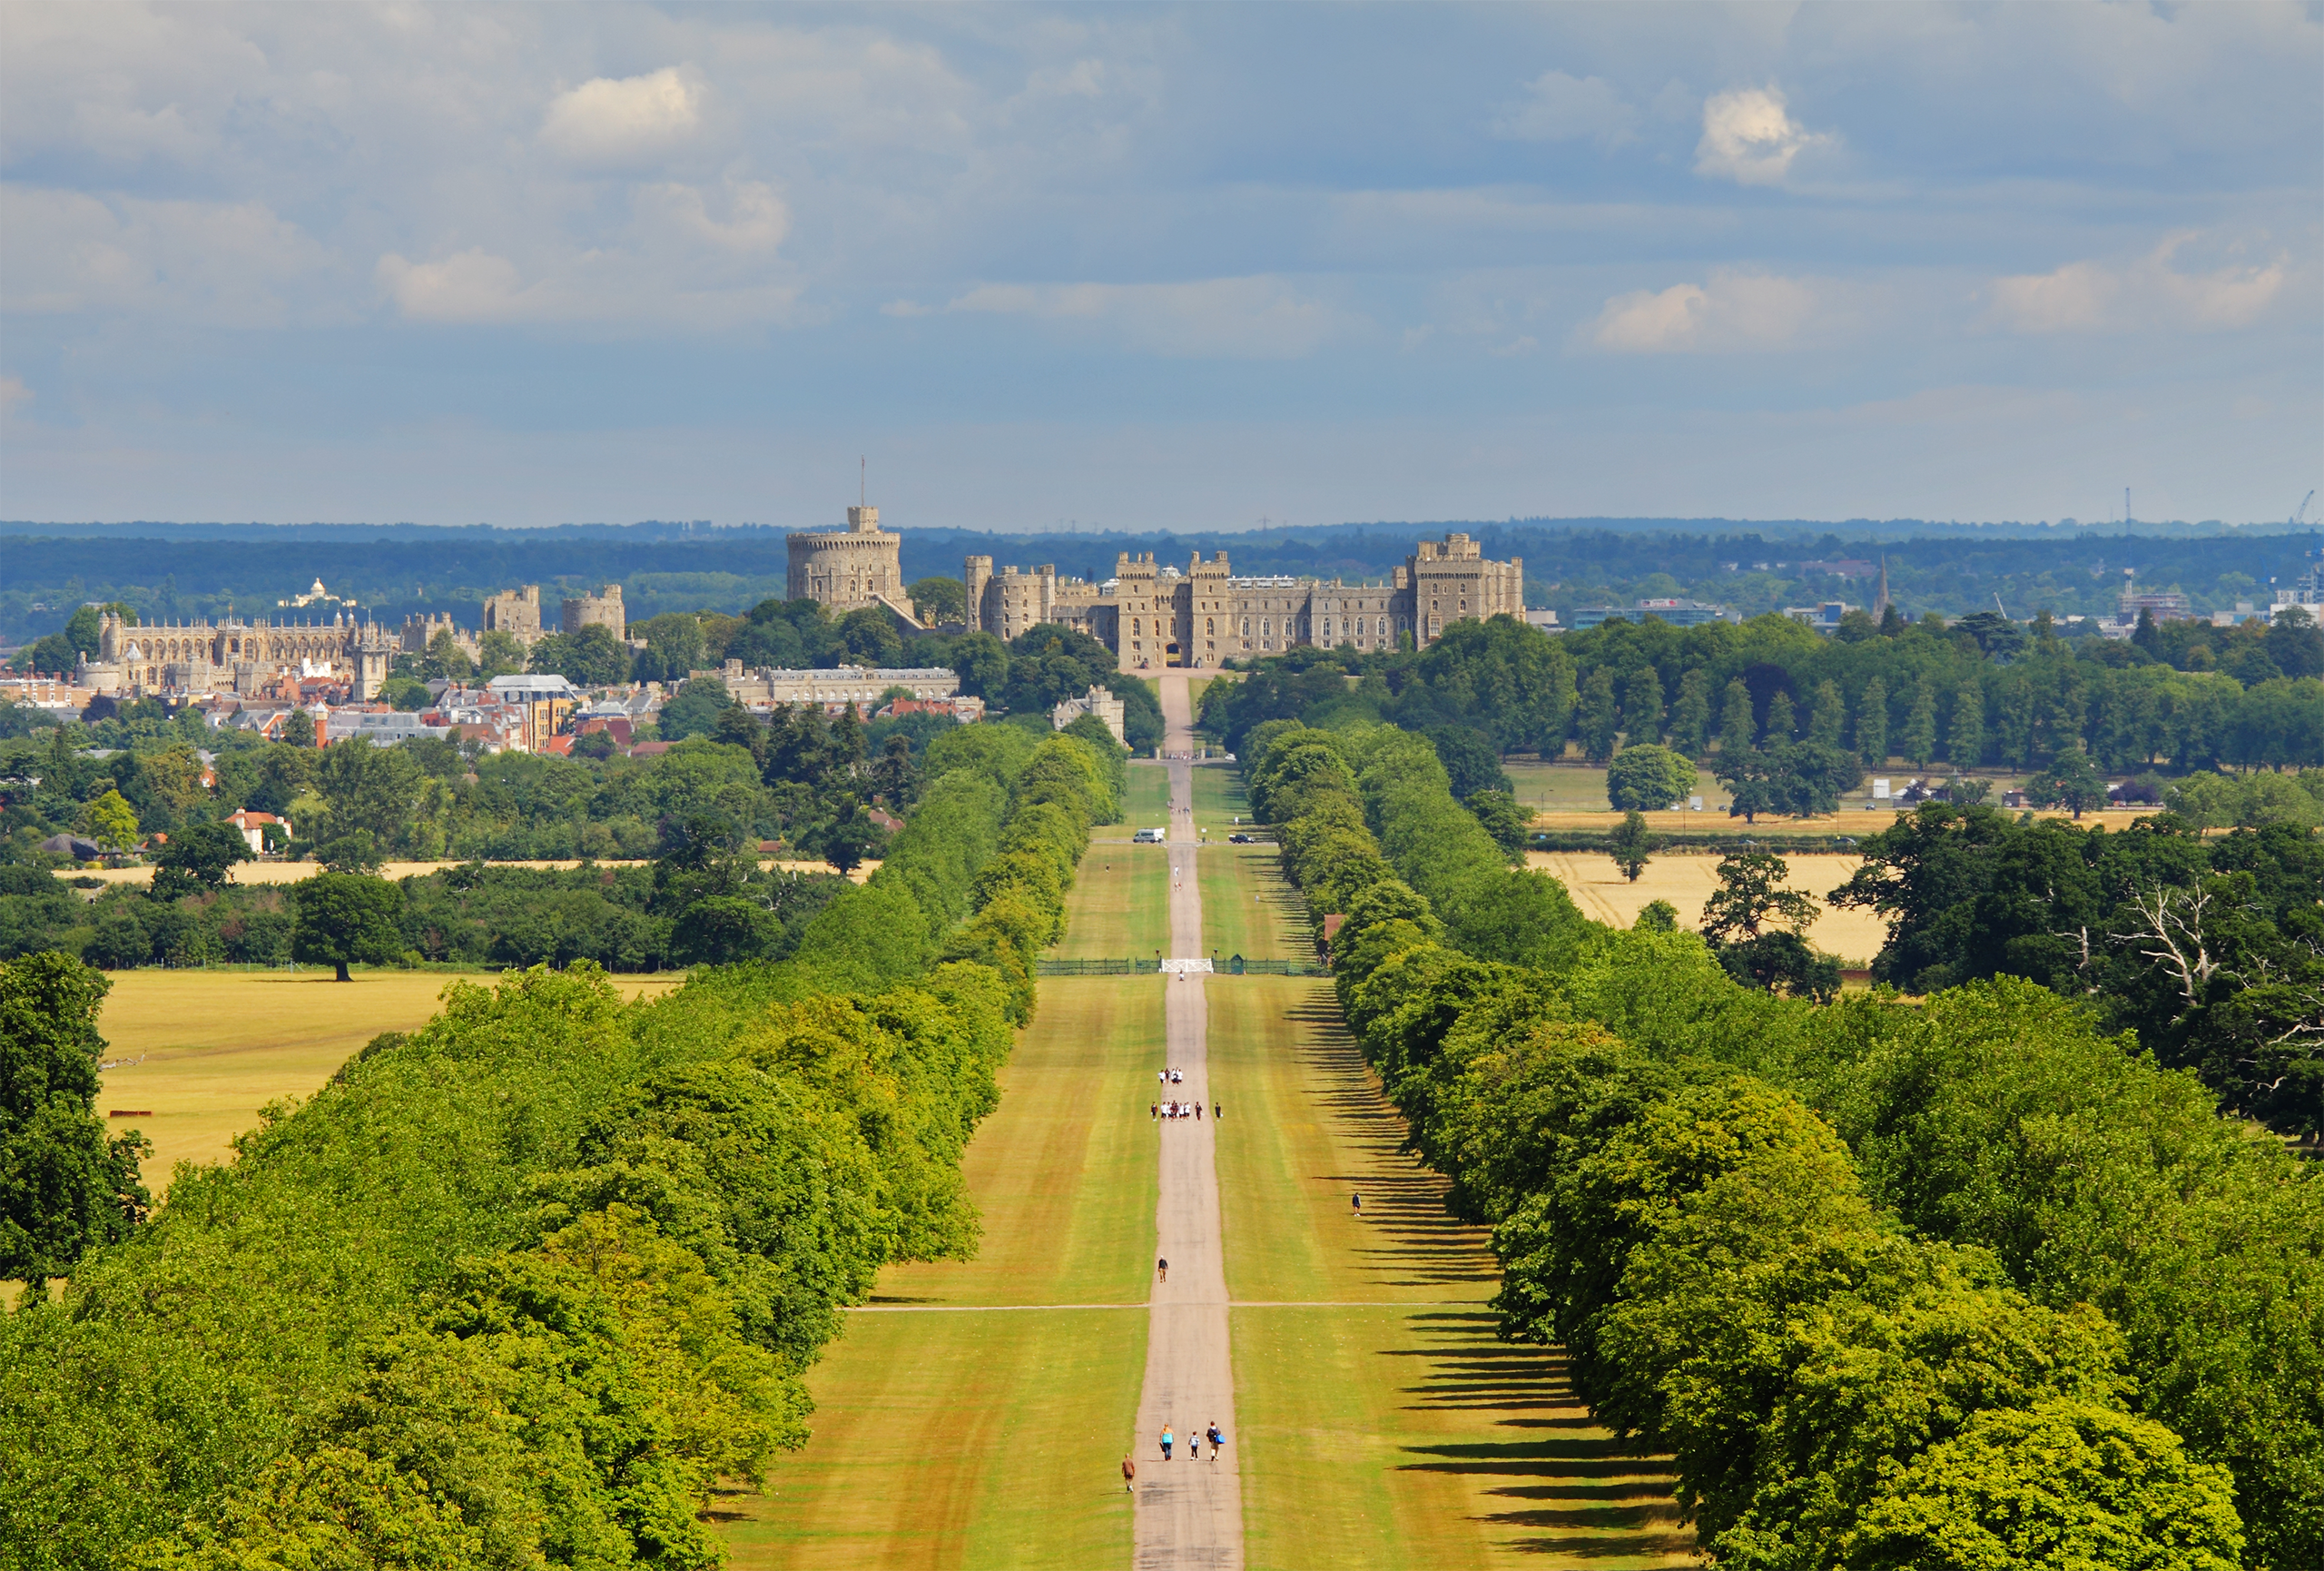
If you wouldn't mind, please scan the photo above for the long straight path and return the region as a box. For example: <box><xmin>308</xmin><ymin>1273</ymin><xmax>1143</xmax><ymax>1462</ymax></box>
<box><xmin>1130</xmin><ymin>676</ymin><xmax>1244</xmax><ymax>1569</ymax></box>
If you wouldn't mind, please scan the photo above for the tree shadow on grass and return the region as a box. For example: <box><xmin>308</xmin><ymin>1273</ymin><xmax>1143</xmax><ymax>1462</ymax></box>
<box><xmin>1393</xmin><ymin>1317</ymin><xmax>1697</xmax><ymax>1562</ymax></box>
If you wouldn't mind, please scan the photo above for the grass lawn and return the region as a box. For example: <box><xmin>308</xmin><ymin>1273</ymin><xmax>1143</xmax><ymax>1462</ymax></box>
<box><xmin>1196</xmin><ymin>845</ymin><xmax>1301</xmax><ymax>964</ymax></box>
<box><xmin>1123</xmin><ymin>759</ymin><xmax>1172</xmax><ymax>831</ymax></box>
<box><xmin>1054</xmin><ymin>826</ymin><xmax>1171</xmax><ymax>960</ymax></box>
<box><xmin>1188</xmin><ymin>762</ymin><xmax>1254</xmax><ymax>835</ymax></box>
<box><xmin>1529</xmin><ymin>850</ymin><xmax>1890</xmax><ymax>965</ymax></box>
<box><xmin>94</xmin><ymin>968</ymin><xmax>684</xmax><ymax>1191</ymax></box>
<box><xmin>1207</xmin><ymin>858</ymin><xmax>1695</xmax><ymax>1568</ymax></box>
<box><xmin>717</xmin><ymin>963</ymin><xmax>1162</xmax><ymax>1566</ymax></box>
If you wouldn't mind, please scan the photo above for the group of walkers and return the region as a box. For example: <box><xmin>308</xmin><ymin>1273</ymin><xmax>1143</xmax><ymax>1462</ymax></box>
<box><xmin>1122</xmin><ymin>1420</ymin><xmax>1226</xmax><ymax>1488</ymax></box>
<box><xmin>1153</xmin><ymin>1066</ymin><xmax>1217</xmax><ymax>1122</ymax></box>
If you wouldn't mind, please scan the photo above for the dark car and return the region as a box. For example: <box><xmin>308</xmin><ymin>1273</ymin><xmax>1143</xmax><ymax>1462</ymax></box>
<box><xmin>1227</xmin><ymin>833</ymin><xmax>1255</xmax><ymax>844</ymax></box>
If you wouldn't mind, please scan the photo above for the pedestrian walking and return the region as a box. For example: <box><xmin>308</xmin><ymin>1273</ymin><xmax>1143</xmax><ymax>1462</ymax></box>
<box><xmin>1150</xmin><ymin>1102</ymin><xmax>1157</xmax><ymax>1120</ymax></box>
<box><xmin>1352</xmin><ymin>1191</ymin><xmax>1363</xmax><ymax>1218</ymax></box>
<box><xmin>1122</xmin><ymin>1456</ymin><xmax>1136</xmax><ymax>1492</ymax></box>
<box><xmin>1157</xmin><ymin>1257</ymin><xmax>1168</xmax><ymax>1282</ymax></box>
<box><xmin>1187</xmin><ymin>1431</ymin><xmax>1200</xmax><ymax>1460</ymax></box>
<box><xmin>1206</xmin><ymin>1421</ymin><xmax>1224</xmax><ymax>1459</ymax></box>
<box><xmin>1214</xmin><ymin>1102</ymin><xmax>1221</xmax><ymax>1120</ymax></box>
<box><xmin>1160</xmin><ymin>1425</ymin><xmax>1174</xmax><ymax>1461</ymax></box>
<box><xmin>1195</xmin><ymin>1102</ymin><xmax>1203</xmax><ymax>1120</ymax></box>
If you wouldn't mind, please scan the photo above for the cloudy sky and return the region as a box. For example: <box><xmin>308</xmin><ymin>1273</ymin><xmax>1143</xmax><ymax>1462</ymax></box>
<box><xmin>2</xmin><ymin>2</ymin><xmax>2318</xmax><ymax>530</ymax></box>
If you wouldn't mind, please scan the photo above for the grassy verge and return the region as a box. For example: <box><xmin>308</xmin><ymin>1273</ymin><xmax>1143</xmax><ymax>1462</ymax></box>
<box><xmin>94</xmin><ymin>969</ymin><xmax>684</xmax><ymax>1189</ymax></box>
<box><xmin>1195</xmin><ymin>845</ymin><xmax>1300</xmax><ymax>965</ymax></box>
<box><xmin>1188</xmin><ymin>763</ymin><xmax>1254</xmax><ymax>835</ymax></box>
<box><xmin>719</xmin><ymin>904</ymin><xmax>1164</xmax><ymax>1564</ymax></box>
<box><xmin>1123</xmin><ymin>760</ymin><xmax>1172</xmax><ymax>830</ymax></box>
<box><xmin>1207</xmin><ymin>857</ymin><xmax>1694</xmax><ymax>1568</ymax></box>
<box><xmin>1051</xmin><ymin>832</ymin><xmax>1170</xmax><ymax>960</ymax></box>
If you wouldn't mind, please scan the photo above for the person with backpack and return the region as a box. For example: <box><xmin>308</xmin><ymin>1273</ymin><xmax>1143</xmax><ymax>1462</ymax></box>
<box><xmin>1206</xmin><ymin>1421</ymin><xmax>1224</xmax><ymax>1461</ymax></box>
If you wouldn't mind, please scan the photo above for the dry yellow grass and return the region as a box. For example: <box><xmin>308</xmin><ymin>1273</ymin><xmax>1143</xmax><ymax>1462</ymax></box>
<box><xmin>94</xmin><ymin>969</ymin><xmax>685</xmax><ymax>1191</ymax></box>
<box><xmin>63</xmin><ymin>858</ymin><xmax>874</xmax><ymax>886</ymax></box>
<box><xmin>1527</xmin><ymin>850</ymin><xmax>1888</xmax><ymax>965</ymax></box>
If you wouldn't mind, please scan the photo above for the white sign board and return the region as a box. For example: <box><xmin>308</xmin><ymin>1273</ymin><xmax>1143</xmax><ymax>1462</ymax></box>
<box><xmin>1872</xmin><ymin>778</ymin><xmax>1891</xmax><ymax>799</ymax></box>
<box><xmin>1689</xmin><ymin>795</ymin><xmax>1704</xmax><ymax>812</ymax></box>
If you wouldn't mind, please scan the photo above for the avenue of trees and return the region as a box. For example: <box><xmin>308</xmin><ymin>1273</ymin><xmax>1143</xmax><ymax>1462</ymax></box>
<box><xmin>0</xmin><ymin>721</ymin><xmax>1124</xmax><ymax>1567</ymax></box>
<box><xmin>1246</xmin><ymin>721</ymin><xmax>2323</xmax><ymax>1570</ymax></box>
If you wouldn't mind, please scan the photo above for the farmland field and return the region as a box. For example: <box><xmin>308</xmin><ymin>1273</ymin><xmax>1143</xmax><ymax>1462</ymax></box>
<box><xmin>58</xmin><ymin>856</ymin><xmax>875</xmax><ymax>886</ymax></box>
<box><xmin>94</xmin><ymin>968</ymin><xmax>685</xmax><ymax>1190</ymax></box>
<box><xmin>1529</xmin><ymin>850</ymin><xmax>1888</xmax><ymax>965</ymax></box>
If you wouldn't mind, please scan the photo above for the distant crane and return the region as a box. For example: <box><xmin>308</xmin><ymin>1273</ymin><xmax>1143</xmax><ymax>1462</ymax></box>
<box><xmin>2292</xmin><ymin>489</ymin><xmax>2315</xmax><ymax>528</ymax></box>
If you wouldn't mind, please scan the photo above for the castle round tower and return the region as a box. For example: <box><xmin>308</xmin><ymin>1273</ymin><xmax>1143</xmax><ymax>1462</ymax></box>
<box><xmin>788</xmin><ymin>504</ymin><xmax>904</xmax><ymax>611</ymax></box>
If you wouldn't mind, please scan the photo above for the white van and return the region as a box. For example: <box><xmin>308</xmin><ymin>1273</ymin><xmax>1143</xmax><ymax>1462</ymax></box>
<box><xmin>1132</xmin><ymin>827</ymin><xmax>1167</xmax><ymax>845</ymax></box>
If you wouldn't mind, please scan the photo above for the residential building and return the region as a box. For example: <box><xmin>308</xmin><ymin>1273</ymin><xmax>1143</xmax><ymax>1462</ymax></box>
<box><xmin>1052</xmin><ymin>684</ymin><xmax>1126</xmax><ymax>744</ymax></box>
<box><xmin>222</xmin><ymin>808</ymin><xmax>291</xmax><ymax>854</ymax></box>
<box><xmin>486</xmin><ymin>673</ymin><xmax>580</xmax><ymax>751</ymax></box>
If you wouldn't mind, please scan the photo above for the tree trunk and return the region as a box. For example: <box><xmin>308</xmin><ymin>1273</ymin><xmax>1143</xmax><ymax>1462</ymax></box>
<box><xmin>335</xmin><ymin>960</ymin><xmax>351</xmax><ymax>982</ymax></box>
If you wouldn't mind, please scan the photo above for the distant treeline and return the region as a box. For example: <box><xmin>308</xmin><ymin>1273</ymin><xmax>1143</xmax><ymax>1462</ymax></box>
<box><xmin>5</xmin><ymin>520</ymin><xmax>2316</xmax><ymax>643</ymax></box>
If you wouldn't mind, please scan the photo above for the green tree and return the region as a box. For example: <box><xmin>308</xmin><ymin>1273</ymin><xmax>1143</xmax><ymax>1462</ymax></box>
<box><xmin>1901</xmin><ymin>677</ymin><xmax>1938</xmax><ymax>767</ymax></box>
<box><xmin>1634</xmin><ymin>898</ymin><xmax>1679</xmax><ymax>932</ymax></box>
<box><xmin>657</xmin><ymin>677</ymin><xmax>731</xmax><ymax>742</ymax></box>
<box><xmin>907</xmin><ymin>576</ymin><xmax>968</xmax><ymax>624</ymax></box>
<box><xmin>1608</xmin><ymin>809</ymin><xmax>1660</xmax><ymax>883</ymax></box>
<box><xmin>1605</xmin><ymin>743</ymin><xmax>1695</xmax><ymax>812</ymax></box>
<box><xmin>2025</xmin><ymin>746</ymin><xmax>2108</xmax><ymax>818</ymax></box>
<box><xmin>1620</xmin><ymin>666</ymin><xmax>1664</xmax><ymax>746</ymax></box>
<box><xmin>1667</xmin><ymin>668</ymin><xmax>1712</xmax><ymax>756</ymax></box>
<box><xmin>475</xmin><ymin>628</ymin><xmax>527</xmax><ymax>680</ymax></box>
<box><xmin>1578</xmin><ymin>667</ymin><xmax>1620</xmax><ymax>763</ymax></box>
<box><xmin>149</xmin><ymin>822</ymin><xmax>254</xmax><ymax>901</ymax></box>
<box><xmin>78</xmin><ymin>788</ymin><xmax>139</xmax><ymax>851</ymax></box>
<box><xmin>315</xmin><ymin>739</ymin><xmax>424</xmax><ymax>847</ymax></box>
<box><xmin>1765</xmin><ymin>689</ymin><xmax>1797</xmax><ymax>745</ymax></box>
<box><xmin>316</xmin><ymin>830</ymin><xmax>384</xmax><ymax>874</ymax></box>
<box><xmin>1946</xmin><ymin>683</ymin><xmax>1984</xmax><ymax>766</ymax></box>
<box><xmin>1700</xmin><ymin>849</ymin><xmax>1818</xmax><ymax>943</ymax></box>
<box><xmin>0</xmin><ymin>953</ymin><xmax>149</xmax><ymax>1279</ymax></box>
<box><xmin>949</xmin><ymin>632</ymin><xmax>1009</xmax><ymax>700</ymax></box>
<box><xmin>1718</xmin><ymin>677</ymin><xmax>1755</xmax><ymax>756</ymax></box>
<box><xmin>1849</xmin><ymin>1398</ymin><xmax>2244</xmax><ymax>1571</ymax></box>
<box><xmin>290</xmin><ymin>873</ymin><xmax>405</xmax><ymax>981</ymax></box>
<box><xmin>1807</xmin><ymin>679</ymin><xmax>1846</xmax><ymax>748</ymax></box>
<box><xmin>281</xmin><ymin>708</ymin><xmax>317</xmax><ymax>748</ymax></box>
<box><xmin>1855</xmin><ymin>677</ymin><xmax>1888</xmax><ymax>766</ymax></box>
<box><xmin>528</xmin><ymin>624</ymin><xmax>630</xmax><ymax>686</ymax></box>
<box><xmin>1464</xmin><ymin>790</ymin><xmax>1531</xmax><ymax>860</ymax></box>
<box><xmin>421</xmin><ymin>627</ymin><xmax>475</xmax><ymax>682</ymax></box>
<box><xmin>1426</xmin><ymin>726</ymin><xmax>1512</xmax><ymax>798</ymax></box>
<box><xmin>819</xmin><ymin>795</ymin><xmax>882</xmax><ymax>876</ymax></box>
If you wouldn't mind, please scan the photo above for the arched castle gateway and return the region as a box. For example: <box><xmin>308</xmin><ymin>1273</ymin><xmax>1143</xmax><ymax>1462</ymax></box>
<box><xmin>84</xmin><ymin>610</ymin><xmax>395</xmax><ymax>699</ymax></box>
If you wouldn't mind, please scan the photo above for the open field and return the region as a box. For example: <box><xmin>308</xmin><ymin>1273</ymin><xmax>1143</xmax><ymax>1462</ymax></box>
<box><xmin>92</xmin><ymin>969</ymin><xmax>686</xmax><ymax>1190</ymax></box>
<box><xmin>1529</xmin><ymin>850</ymin><xmax>1887</xmax><ymax>965</ymax></box>
<box><xmin>60</xmin><ymin>857</ymin><xmax>875</xmax><ymax>886</ymax></box>
<box><xmin>1195</xmin><ymin>844</ymin><xmax>1301</xmax><ymax>964</ymax></box>
<box><xmin>1188</xmin><ymin>761</ymin><xmax>1255</xmax><ymax>835</ymax></box>
<box><xmin>1209</xmin><ymin>861</ymin><xmax>1693</xmax><ymax>1567</ymax></box>
<box><xmin>719</xmin><ymin>975</ymin><xmax>1160</xmax><ymax>1568</ymax></box>
<box><xmin>1124</xmin><ymin>758</ymin><xmax>1172</xmax><ymax>830</ymax></box>
<box><xmin>1052</xmin><ymin>830</ymin><xmax>1171</xmax><ymax>961</ymax></box>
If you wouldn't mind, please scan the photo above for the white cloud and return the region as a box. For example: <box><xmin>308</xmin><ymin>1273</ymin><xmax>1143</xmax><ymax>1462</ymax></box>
<box><xmin>633</xmin><ymin>179</ymin><xmax>789</xmax><ymax>252</ymax></box>
<box><xmin>376</xmin><ymin>249</ymin><xmax>540</xmax><ymax>323</ymax></box>
<box><xmin>1492</xmin><ymin>71</ymin><xmax>1639</xmax><ymax>145</ymax></box>
<box><xmin>0</xmin><ymin>376</ymin><xmax>30</xmax><ymax>418</ymax></box>
<box><xmin>539</xmin><ymin>66</ymin><xmax>703</xmax><ymax>166</ymax></box>
<box><xmin>1986</xmin><ymin>232</ymin><xmax>2290</xmax><ymax>334</ymax></box>
<box><xmin>1583</xmin><ymin>271</ymin><xmax>1823</xmax><ymax>353</ymax></box>
<box><xmin>1694</xmin><ymin>85</ymin><xmax>1831</xmax><ymax>185</ymax></box>
<box><xmin>0</xmin><ymin>184</ymin><xmax>332</xmax><ymax>324</ymax></box>
<box><xmin>945</xmin><ymin>277</ymin><xmax>1358</xmax><ymax>360</ymax></box>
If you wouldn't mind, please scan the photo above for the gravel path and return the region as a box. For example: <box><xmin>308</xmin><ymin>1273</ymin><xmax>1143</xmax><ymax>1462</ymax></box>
<box><xmin>1131</xmin><ymin>676</ymin><xmax>1245</xmax><ymax>1569</ymax></box>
